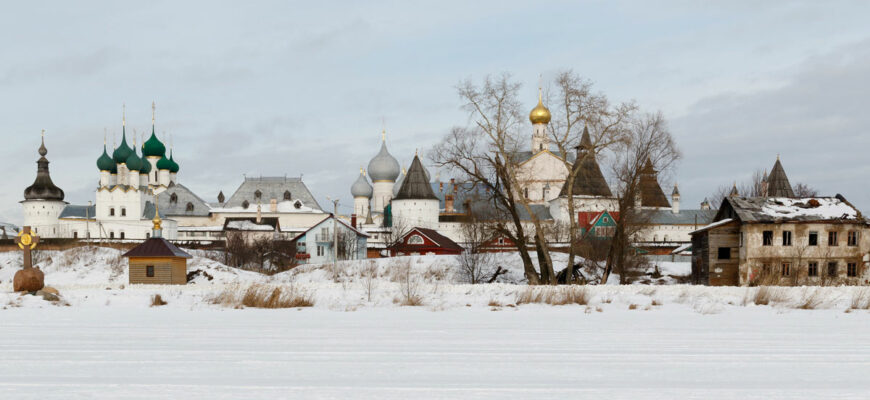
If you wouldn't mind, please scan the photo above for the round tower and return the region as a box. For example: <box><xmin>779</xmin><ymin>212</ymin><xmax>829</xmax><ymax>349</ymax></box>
<box><xmin>391</xmin><ymin>153</ymin><xmax>439</xmax><ymax>230</ymax></box>
<box><xmin>21</xmin><ymin>131</ymin><xmax>67</xmax><ymax>237</ymax></box>
<box><xmin>367</xmin><ymin>130</ymin><xmax>400</xmax><ymax>213</ymax></box>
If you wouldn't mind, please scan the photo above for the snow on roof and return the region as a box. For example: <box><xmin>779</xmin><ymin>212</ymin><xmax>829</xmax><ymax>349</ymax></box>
<box><xmin>760</xmin><ymin>197</ymin><xmax>857</xmax><ymax>220</ymax></box>
<box><xmin>225</xmin><ymin>220</ymin><xmax>275</xmax><ymax>231</ymax></box>
<box><xmin>691</xmin><ymin>218</ymin><xmax>735</xmax><ymax>234</ymax></box>
<box><xmin>671</xmin><ymin>243</ymin><xmax>692</xmax><ymax>255</ymax></box>
<box><xmin>178</xmin><ymin>226</ymin><xmax>225</xmax><ymax>232</ymax></box>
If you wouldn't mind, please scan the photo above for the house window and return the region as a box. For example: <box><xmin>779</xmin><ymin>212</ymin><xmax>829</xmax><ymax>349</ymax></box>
<box><xmin>847</xmin><ymin>263</ymin><xmax>858</xmax><ymax>277</ymax></box>
<box><xmin>717</xmin><ymin>247</ymin><xmax>730</xmax><ymax>260</ymax></box>
<box><xmin>762</xmin><ymin>231</ymin><xmax>773</xmax><ymax>246</ymax></box>
<box><xmin>73</xmin><ymin>232</ymin><xmax>78</xmax><ymax>239</ymax></box>
<box><xmin>808</xmin><ymin>231</ymin><xmax>818</xmax><ymax>246</ymax></box>
<box><xmin>109</xmin><ymin>208</ymin><xmax>115</xmax><ymax>216</ymax></box>
<box><xmin>170</xmin><ymin>193</ymin><xmax>178</xmax><ymax>204</ymax></box>
<box><xmin>109</xmin><ymin>232</ymin><xmax>115</xmax><ymax>239</ymax></box>
<box><xmin>523</xmin><ymin>188</ymin><xmax>529</xmax><ymax>199</ymax></box>
<box><xmin>762</xmin><ymin>264</ymin><xmax>771</xmax><ymax>276</ymax></box>
<box><xmin>828</xmin><ymin>231</ymin><xmax>838</xmax><ymax>246</ymax></box>
<box><xmin>827</xmin><ymin>262</ymin><xmax>838</xmax><ymax>277</ymax></box>
<box><xmin>146</xmin><ymin>265</ymin><xmax>155</xmax><ymax>277</ymax></box>
<box><xmin>848</xmin><ymin>231</ymin><xmax>858</xmax><ymax>246</ymax></box>
<box><xmin>316</xmin><ymin>245</ymin><xmax>324</xmax><ymax>256</ymax></box>
<box><xmin>146</xmin><ymin>232</ymin><xmax>150</xmax><ymax>239</ymax></box>
<box><xmin>186</xmin><ymin>202</ymin><xmax>194</xmax><ymax>212</ymax></box>
<box><xmin>781</xmin><ymin>262</ymin><xmax>790</xmax><ymax>277</ymax></box>
<box><xmin>808</xmin><ymin>262</ymin><xmax>818</xmax><ymax>277</ymax></box>
<box><xmin>782</xmin><ymin>231</ymin><xmax>792</xmax><ymax>246</ymax></box>
<box><xmin>121</xmin><ymin>208</ymin><xmax>126</xmax><ymax>217</ymax></box>
<box><xmin>254</xmin><ymin>190</ymin><xmax>262</xmax><ymax>200</ymax></box>
<box><xmin>497</xmin><ymin>237</ymin><xmax>505</xmax><ymax>245</ymax></box>
<box><xmin>120</xmin><ymin>232</ymin><xmax>125</xmax><ymax>240</ymax></box>
<box><xmin>408</xmin><ymin>235</ymin><xmax>424</xmax><ymax>245</ymax></box>
<box><xmin>284</xmin><ymin>190</ymin><xmax>292</xmax><ymax>200</ymax></box>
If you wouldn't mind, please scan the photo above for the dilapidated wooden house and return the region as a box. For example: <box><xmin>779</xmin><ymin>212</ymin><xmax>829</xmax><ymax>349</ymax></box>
<box><xmin>691</xmin><ymin>195</ymin><xmax>869</xmax><ymax>286</ymax></box>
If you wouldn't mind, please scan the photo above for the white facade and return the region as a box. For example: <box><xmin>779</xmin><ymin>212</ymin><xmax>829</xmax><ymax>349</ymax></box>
<box><xmin>21</xmin><ymin>200</ymin><xmax>67</xmax><ymax>237</ymax></box>
<box><xmin>371</xmin><ymin>181</ymin><xmax>394</xmax><ymax>213</ymax></box>
<box><xmin>391</xmin><ymin>198</ymin><xmax>440</xmax><ymax>230</ymax></box>
<box><xmin>353</xmin><ymin>196</ymin><xmax>370</xmax><ymax>221</ymax></box>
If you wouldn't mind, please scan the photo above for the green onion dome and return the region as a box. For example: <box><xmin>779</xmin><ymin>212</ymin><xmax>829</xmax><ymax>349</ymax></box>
<box><xmin>112</xmin><ymin>128</ymin><xmax>134</xmax><ymax>163</ymax></box>
<box><xmin>110</xmin><ymin>162</ymin><xmax>118</xmax><ymax>174</ymax></box>
<box><xmin>97</xmin><ymin>145</ymin><xmax>114</xmax><ymax>171</ymax></box>
<box><xmin>156</xmin><ymin>155</ymin><xmax>173</xmax><ymax>170</ymax></box>
<box><xmin>168</xmin><ymin>150</ymin><xmax>180</xmax><ymax>173</ymax></box>
<box><xmin>140</xmin><ymin>156</ymin><xmax>152</xmax><ymax>174</ymax></box>
<box><xmin>125</xmin><ymin>148</ymin><xmax>143</xmax><ymax>171</ymax></box>
<box><xmin>142</xmin><ymin>128</ymin><xmax>166</xmax><ymax>158</ymax></box>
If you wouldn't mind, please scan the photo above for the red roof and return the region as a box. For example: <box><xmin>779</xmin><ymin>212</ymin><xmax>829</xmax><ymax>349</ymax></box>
<box><xmin>123</xmin><ymin>238</ymin><xmax>192</xmax><ymax>258</ymax></box>
<box><xmin>391</xmin><ymin>227</ymin><xmax>464</xmax><ymax>254</ymax></box>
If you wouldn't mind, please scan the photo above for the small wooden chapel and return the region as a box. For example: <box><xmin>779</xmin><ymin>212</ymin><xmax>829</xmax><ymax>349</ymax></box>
<box><xmin>122</xmin><ymin>204</ymin><xmax>191</xmax><ymax>285</ymax></box>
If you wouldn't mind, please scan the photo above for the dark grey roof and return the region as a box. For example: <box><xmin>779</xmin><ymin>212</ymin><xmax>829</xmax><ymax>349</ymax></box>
<box><xmin>23</xmin><ymin>137</ymin><xmax>65</xmax><ymax>201</ymax></box>
<box><xmin>123</xmin><ymin>238</ymin><xmax>192</xmax><ymax>258</ymax></box>
<box><xmin>59</xmin><ymin>205</ymin><xmax>96</xmax><ymax>219</ymax></box>
<box><xmin>639</xmin><ymin>159</ymin><xmax>671</xmax><ymax>208</ymax></box>
<box><xmin>559</xmin><ymin>149</ymin><xmax>612</xmax><ymax>197</ymax></box>
<box><xmin>142</xmin><ymin>201</ymin><xmax>168</xmax><ymax>219</ymax></box>
<box><xmin>766</xmin><ymin>158</ymin><xmax>795</xmax><ymax>197</ymax></box>
<box><xmin>157</xmin><ymin>184</ymin><xmax>211</xmax><ymax>217</ymax></box>
<box><xmin>642</xmin><ymin>209</ymin><xmax>716</xmax><ymax>225</ymax></box>
<box><xmin>394</xmin><ymin>155</ymin><xmax>438</xmax><ymax>200</ymax></box>
<box><xmin>225</xmin><ymin>177</ymin><xmax>322</xmax><ymax>211</ymax></box>
<box><xmin>715</xmin><ymin>195</ymin><xmax>862</xmax><ymax>223</ymax></box>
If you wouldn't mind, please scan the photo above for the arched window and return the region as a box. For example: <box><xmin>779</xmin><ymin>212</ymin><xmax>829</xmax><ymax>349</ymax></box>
<box><xmin>186</xmin><ymin>202</ymin><xmax>194</xmax><ymax>212</ymax></box>
<box><xmin>254</xmin><ymin>190</ymin><xmax>262</xmax><ymax>200</ymax></box>
<box><xmin>242</xmin><ymin>200</ymin><xmax>250</xmax><ymax>209</ymax></box>
<box><xmin>283</xmin><ymin>190</ymin><xmax>292</xmax><ymax>200</ymax></box>
<box><xmin>408</xmin><ymin>235</ymin><xmax>424</xmax><ymax>245</ymax></box>
<box><xmin>294</xmin><ymin>200</ymin><xmax>302</xmax><ymax>209</ymax></box>
<box><xmin>170</xmin><ymin>193</ymin><xmax>178</xmax><ymax>204</ymax></box>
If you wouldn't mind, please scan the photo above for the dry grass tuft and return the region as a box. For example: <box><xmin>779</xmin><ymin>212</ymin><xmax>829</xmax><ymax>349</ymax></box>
<box><xmin>797</xmin><ymin>288</ymin><xmax>824</xmax><ymax>310</ymax></box>
<box><xmin>400</xmin><ymin>294</ymin><xmax>423</xmax><ymax>307</ymax></box>
<box><xmin>150</xmin><ymin>294</ymin><xmax>167</xmax><ymax>307</ymax></box>
<box><xmin>850</xmin><ymin>288</ymin><xmax>870</xmax><ymax>310</ymax></box>
<box><xmin>515</xmin><ymin>286</ymin><xmax>590</xmax><ymax>306</ymax></box>
<box><xmin>651</xmin><ymin>299</ymin><xmax>663</xmax><ymax>306</ymax></box>
<box><xmin>487</xmin><ymin>299</ymin><xmax>502</xmax><ymax>307</ymax></box>
<box><xmin>210</xmin><ymin>283</ymin><xmax>313</xmax><ymax>309</ymax></box>
<box><xmin>628</xmin><ymin>304</ymin><xmax>639</xmax><ymax>310</ymax></box>
<box><xmin>744</xmin><ymin>286</ymin><xmax>786</xmax><ymax>306</ymax></box>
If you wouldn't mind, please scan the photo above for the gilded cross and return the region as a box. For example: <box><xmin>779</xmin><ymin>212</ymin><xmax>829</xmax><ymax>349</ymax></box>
<box><xmin>14</xmin><ymin>226</ymin><xmax>39</xmax><ymax>269</ymax></box>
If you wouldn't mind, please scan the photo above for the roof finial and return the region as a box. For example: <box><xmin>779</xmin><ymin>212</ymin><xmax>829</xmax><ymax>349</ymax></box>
<box><xmin>152</xmin><ymin>194</ymin><xmax>163</xmax><ymax>233</ymax></box>
<box><xmin>152</xmin><ymin>101</ymin><xmax>156</xmax><ymax>125</ymax></box>
<box><xmin>38</xmin><ymin>129</ymin><xmax>47</xmax><ymax>157</ymax></box>
<box><xmin>360</xmin><ymin>166</ymin><xmax>364</xmax><ymax>175</ymax></box>
<box><xmin>122</xmin><ymin>103</ymin><xmax>126</xmax><ymax>127</ymax></box>
<box><xmin>381</xmin><ymin>128</ymin><xmax>386</xmax><ymax>142</ymax></box>
<box><xmin>776</xmin><ymin>153</ymin><xmax>780</xmax><ymax>161</ymax></box>
<box><xmin>103</xmin><ymin>128</ymin><xmax>107</xmax><ymax>145</ymax></box>
<box><xmin>415</xmin><ymin>148</ymin><xmax>418</xmax><ymax>156</ymax></box>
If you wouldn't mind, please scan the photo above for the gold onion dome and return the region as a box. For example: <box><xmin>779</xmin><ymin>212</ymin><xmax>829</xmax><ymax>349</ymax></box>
<box><xmin>529</xmin><ymin>90</ymin><xmax>551</xmax><ymax>125</ymax></box>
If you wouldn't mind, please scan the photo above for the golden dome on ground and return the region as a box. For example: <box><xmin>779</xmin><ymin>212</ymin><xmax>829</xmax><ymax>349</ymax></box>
<box><xmin>529</xmin><ymin>90</ymin><xmax>551</xmax><ymax>124</ymax></box>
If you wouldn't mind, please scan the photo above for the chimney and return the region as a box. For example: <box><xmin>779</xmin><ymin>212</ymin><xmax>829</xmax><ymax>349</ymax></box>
<box><xmin>445</xmin><ymin>194</ymin><xmax>455</xmax><ymax>213</ymax></box>
<box><xmin>270</xmin><ymin>198</ymin><xmax>277</xmax><ymax>212</ymax></box>
<box><xmin>450</xmin><ymin>178</ymin><xmax>457</xmax><ymax>194</ymax></box>
<box><xmin>351</xmin><ymin>213</ymin><xmax>357</xmax><ymax>228</ymax></box>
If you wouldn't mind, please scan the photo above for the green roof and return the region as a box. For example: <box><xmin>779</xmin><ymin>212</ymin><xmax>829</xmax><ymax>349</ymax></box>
<box><xmin>125</xmin><ymin>147</ymin><xmax>143</xmax><ymax>171</ymax></box>
<box><xmin>156</xmin><ymin>155</ymin><xmax>173</xmax><ymax>170</ymax></box>
<box><xmin>143</xmin><ymin>127</ymin><xmax>166</xmax><ymax>158</ymax></box>
<box><xmin>112</xmin><ymin>127</ymin><xmax>134</xmax><ymax>163</ymax></box>
<box><xmin>168</xmin><ymin>150</ymin><xmax>179</xmax><ymax>173</ymax></box>
<box><xmin>96</xmin><ymin>145</ymin><xmax>114</xmax><ymax>171</ymax></box>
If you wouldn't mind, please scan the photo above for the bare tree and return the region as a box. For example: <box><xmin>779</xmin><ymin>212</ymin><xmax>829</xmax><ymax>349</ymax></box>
<box><xmin>546</xmin><ymin>70</ymin><xmax>637</xmax><ymax>281</ymax></box>
<box><xmin>710</xmin><ymin>168</ymin><xmax>766</xmax><ymax>207</ymax></box>
<box><xmin>792</xmin><ymin>183</ymin><xmax>819</xmax><ymax>197</ymax></box>
<box><xmin>362</xmin><ymin>260</ymin><xmax>378</xmax><ymax>302</ymax></box>
<box><xmin>430</xmin><ymin>74</ymin><xmax>546</xmax><ymax>284</ymax></box>
<box><xmin>456</xmin><ymin>211</ymin><xmax>495</xmax><ymax>284</ymax></box>
<box><xmin>601</xmin><ymin>112</ymin><xmax>681</xmax><ymax>284</ymax></box>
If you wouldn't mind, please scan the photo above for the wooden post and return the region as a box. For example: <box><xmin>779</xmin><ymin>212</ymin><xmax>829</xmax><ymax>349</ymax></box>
<box><xmin>14</xmin><ymin>226</ymin><xmax>40</xmax><ymax>269</ymax></box>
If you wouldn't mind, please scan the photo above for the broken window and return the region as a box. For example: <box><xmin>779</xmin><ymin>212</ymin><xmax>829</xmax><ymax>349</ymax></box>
<box><xmin>847</xmin><ymin>263</ymin><xmax>858</xmax><ymax>277</ymax></box>
<box><xmin>717</xmin><ymin>247</ymin><xmax>730</xmax><ymax>260</ymax></box>
<box><xmin>808</xmin><ymin>231</ymin><xmax>818</xmax><ymax>246</ymax></box>
<box><xmin>808</xmin><ymin>262</ymin><xmax>818</xmax><ymax>277</ymax></box>
<box><xmin>827</xmin><ymin>262</ymin><xmax>838</xmax><ymax>277</ymax></box>
<box><xmin>782</xmin><ymin>231</ymin><xmax>792</xmax><ymax>246</ymax></box>
<box><xmin>828</xmin><ymin>231</ymin><xmax>838</xmax><ymax>246</ymax></box>
<box><xmin>848</xmin><ymin>231</ymin><xmax>858</xmax><ymax>246</ymax></box>
<box><xmin>762</xmin><ymin>231</ymin><xmax>773</xmax><ymax>246</ymax></box>
<box><xmin>781</xmin><ymin>262</ymin><xmax>790</xmax><ymax>277</ymax></box>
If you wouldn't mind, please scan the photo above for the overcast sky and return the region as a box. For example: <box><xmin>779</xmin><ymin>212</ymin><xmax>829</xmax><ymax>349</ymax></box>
<box><xmin>2</xmin><ymin>1</ymin><xmax>869</xmax><ymax>223</ymax></box>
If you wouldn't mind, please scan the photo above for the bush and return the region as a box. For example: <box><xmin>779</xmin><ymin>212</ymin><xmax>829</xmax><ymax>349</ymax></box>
<box><xmin>850</xmin><ymin>288</ymin><xmax>870</xmax><ymax>310</ymax></box>
<box><xmin>743</xmin><ymin>286</ymin><xmax>786</xmax><ymax>306</ymax></box>
<box><xmin>209</xmin><ymin>284</ymin><xmax>314</xmax><ymax>308</ymax></box>
<box><xmin>515</xmin><ymin>286</ymin><xmax>589</xmax><ymax>306</ymax></box>
<box><xmin>150</xmin><ymin>294</ymin><xmax>167</xmax><ymax>307</ymax></box>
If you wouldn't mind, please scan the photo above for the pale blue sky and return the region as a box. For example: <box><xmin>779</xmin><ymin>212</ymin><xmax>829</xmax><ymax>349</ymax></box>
<box><xmin>2</xmin><ymin>1</ymin><xmax>870</xmax><ymax>222</ymax></box>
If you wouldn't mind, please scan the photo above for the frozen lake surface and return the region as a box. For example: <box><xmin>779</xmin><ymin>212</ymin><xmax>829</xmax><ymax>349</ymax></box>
<box><xmin>1</xmin><ymin>306</ymin><xmax>868</xmax><ymax>399</ymax></box>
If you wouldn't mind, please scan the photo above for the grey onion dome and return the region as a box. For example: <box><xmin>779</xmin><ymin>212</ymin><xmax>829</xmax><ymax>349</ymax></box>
<box><xmin>367</xmin><ymin>141</ymin><xmax>400</xmax><ymax>182</ymax></box>
<box><xmin>351</xmin><ymin>170</ymin><xmax>373</xmax><ymax>198</ymax></box>
<box><xmin>24</xmin><ymin>135</ymin><xmax>65</xmax><ymax>201</ymax></box>
<box><xmin>393</xmin><ymin>166</ymin><xmax>406</xmax><ymax>196</ymax></box>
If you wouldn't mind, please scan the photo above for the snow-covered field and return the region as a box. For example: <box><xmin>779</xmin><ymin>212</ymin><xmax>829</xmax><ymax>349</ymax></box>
<box><xmin>1</xmin><ymin>247</ymin><xmax>869</xmax><ymax>399</ymax></box>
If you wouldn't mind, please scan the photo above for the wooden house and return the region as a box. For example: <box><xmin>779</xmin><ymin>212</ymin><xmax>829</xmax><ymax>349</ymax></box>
<box><xmin>390</xmin><ymin>227</ymin><xmax>463</xmax><ymax>256</ymax></box>
<box><xmin>123</xmin><ymin>211</ymin><xmax>192</xmax><ymax>285</ymax></box>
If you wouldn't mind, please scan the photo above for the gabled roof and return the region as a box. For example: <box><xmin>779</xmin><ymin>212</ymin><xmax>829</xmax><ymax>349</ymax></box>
<box><xmin>766</xmin><ymin>158</ymin><xmax>795</xmax><ymax>197</ymax></box>
<box><xmin>403</xmin><ymin>227</ymin><xmax>463</xmax><ymax>252</ymax></box>
<box><xmin>123</xmin><ymin>238</ymin><xmax>192</xmax><ymax>258</ymax></box>
<box><xmin>59</xmin><ymin>204</ymin><xmax>96</xmax><ymax>219</ymax></box>
<box><xmin>639</xmin><ymin>159</ymin><xmax>671</xmax><ymax>208</ymax></box>
<box><xmin>158</xmin><ymin>184</ymin><xmax>210</xmax><ymax>217</ymax></box>
<box><xmin>714</xmin><ymin>195</ymin><xmax>862</xmax><ymax>224</ymax></box>
<box><xmin>225</xmin><ymin>177</ymin><xmax>322</xmax><ymax>211</ymax></box>
<box><xmin>394</xmin><ymin>155</ymin><xmax>438</xmax><ymax>200</ymax></box>
<box><xmin>292</xmin><ymin>214</ymin><xmax>369</xmax><ymax>240</ymax></box>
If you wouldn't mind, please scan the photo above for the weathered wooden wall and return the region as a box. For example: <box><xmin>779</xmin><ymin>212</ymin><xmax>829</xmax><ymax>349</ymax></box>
<box><xmin>129</xmin><ymin>257</ymin><xmax>187</xmax><ymax>285</ymax></box>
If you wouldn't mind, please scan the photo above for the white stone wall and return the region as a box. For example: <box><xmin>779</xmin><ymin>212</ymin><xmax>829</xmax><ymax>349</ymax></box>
<box><xmin>391</xmin><ymin>199</ymin><xmax>439</xmax><ymax>230</ymax></box>
<box><xmin>516</xmin><ymin>152</ymin><xmax>569</xmax><ymax>204</ymax></box>
<box><xmin>353</xmin><ymin>197</ymin><xmax>370</xmax><ymax>221</ymax></box>
<box><xmin>21</xmin><ymin>200</ymin><xmax>67</xmax><ymax>238</ymax></box>
<box><xmin>371</xmin><ymin>181</ymin><xmax>394</xmax><ymax>213</ymax></box>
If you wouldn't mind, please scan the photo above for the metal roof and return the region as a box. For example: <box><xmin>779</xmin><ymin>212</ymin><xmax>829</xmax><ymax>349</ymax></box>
<box><xmin>59</xmin><ymin>205</ymin><xmax>96</xmax><ymax>219</ymax></box>
<box><xmin>122</xmin><ymin>238</ymin><xmax>192</xmax><ymax>258</ymax></box>
<box><xmin>157</xmin><ymin>183</ymin><xmax>211</xmax><ymax>217</ymax></box>
<box><xmin>225</xmin><ymin>176</ymin><xmax>322</xmax><ymax>211</ymax></box>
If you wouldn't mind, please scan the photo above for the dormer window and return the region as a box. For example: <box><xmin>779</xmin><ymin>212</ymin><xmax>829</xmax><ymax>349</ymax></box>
<box><xmin>254</xmin><ymin>190</ymin><xmax>262</xmax><ymax>200</ymax></box>
<box><xmin>408</xmin><ymin>235</ymin><xmax>424</xmax><ymax>245</ymax></box>
<box><xmin>170</xmin><ymin>193</ymin><xmax>178</xmax><ymax>205</ymax></box>
<box><xmin>186</xmin><ymin>202</ymin><xmax>194</xmax><ymax>212</ymax></box>
<box><xmin>284</xmin><ymin>190</ymin><xmax>292</xmax><ymax>200</ymax></box>
<box><xmin>294</xmin><ymin>200</ymin><xmax>302</xmax><ymax>209</ymax></box>
<box><xmin>242</xmin><ymin>200</ymin><xmax>250</xmax><ymax>209</ymax></box>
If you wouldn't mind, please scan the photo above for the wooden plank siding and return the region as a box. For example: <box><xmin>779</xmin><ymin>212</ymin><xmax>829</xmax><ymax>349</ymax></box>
<box><xmin>129</xmin><ymin>257</ymin><xmax>187</xmax><ymax>285</ymax></box>
<box><xmin>691</xmin><ymin>221</ymin><xmax>740</xmax><ymax>286</ymax></box>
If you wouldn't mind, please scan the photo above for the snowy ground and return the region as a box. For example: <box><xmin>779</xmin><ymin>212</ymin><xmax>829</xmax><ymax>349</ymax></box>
<box><xmin>1</xmin><ymin>247</ymin><xmax>869</xmax><ymax>399</ymax></box>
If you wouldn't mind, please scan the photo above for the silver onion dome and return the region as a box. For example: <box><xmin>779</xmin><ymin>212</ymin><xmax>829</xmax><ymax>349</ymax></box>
<box><xmin>367</xmin><ymin>141</ymin><xmax>400</xmax><ymax>182</ymax></box>
<box><xmin>351</xmin><ymin>170</ymin><xmax>373</xmax><ymax>198</ymax></box>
